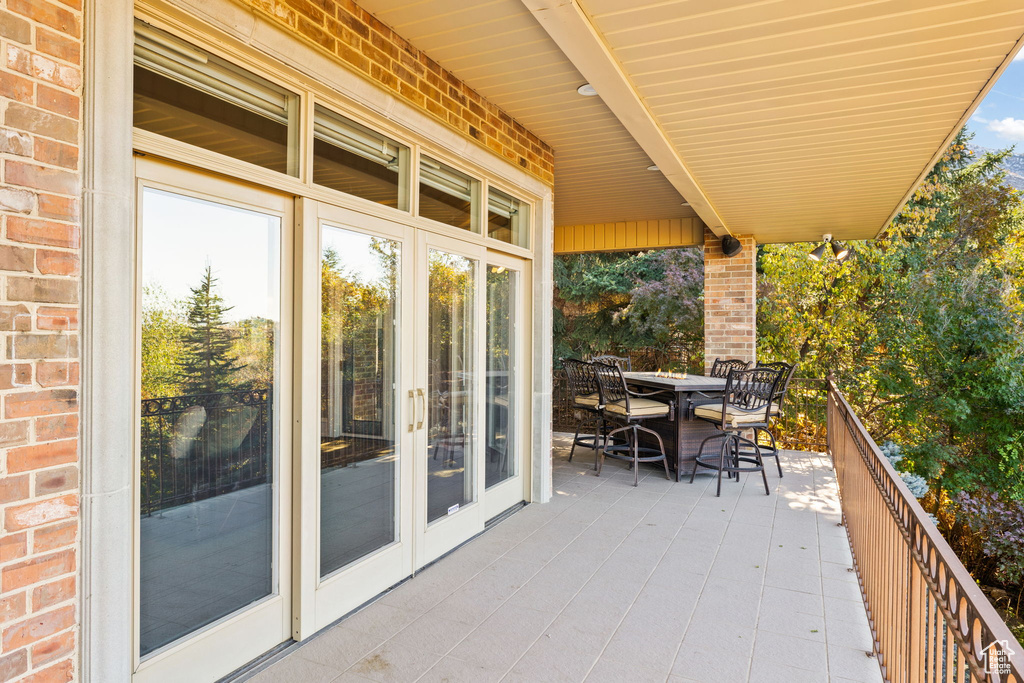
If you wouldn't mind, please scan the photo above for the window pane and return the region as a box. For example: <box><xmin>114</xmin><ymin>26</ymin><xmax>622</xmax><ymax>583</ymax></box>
<box><xmin>320</xmin><ymin>227</ymin><xmax>400</xmax><ymax>576</ymax></box>
<box><xmin>139</xmin><ymin>188</ymin><xmax>280</xmax><ymax>656</ymax></box>
<box><xmin>487</xmin><ymin>188</ymin><xmax>530</xmax><ymax>248</ymax></box>
<box><xmin>486</xmin><ymin>265</ymin><xmax>516</xmax><ymax>488</ymax></box>
<box><xmin>133</xmin><ymin>21</ymin><xmax>297</xmax><ymax>175</ymax></box>
<box><xmin>427</xmin><ymin>250</ymin><xmax>476</xmax><ymax>522</ymax></box>
<box><xmin>419</xmin><ymin>157</ymin><xmax>478</xmax><ymax>231</ymax></box>
<box><xmin>314</xmin><ymin>106</ymin><xmax>409</xmax><ymax>210</ymax></box>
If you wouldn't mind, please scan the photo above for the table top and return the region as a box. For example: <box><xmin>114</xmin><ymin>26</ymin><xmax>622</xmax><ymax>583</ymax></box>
<box><xmin>621</xmin><ymin>371</ymin><xmax>727</xmax><ymax>393</ymax></box>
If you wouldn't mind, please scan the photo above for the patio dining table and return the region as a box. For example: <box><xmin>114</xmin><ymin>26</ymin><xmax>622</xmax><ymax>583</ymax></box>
<box><xmin>620</xmin><ymin>371</ymin><xmax>727</xmax><ymax>481</ymax></box>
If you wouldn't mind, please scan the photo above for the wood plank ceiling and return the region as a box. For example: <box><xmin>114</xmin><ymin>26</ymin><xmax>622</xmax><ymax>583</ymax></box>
<box><xmin>358</xmin><ymin>0</ymin><xmax>1024</xmax><ymax>244</ymax></box>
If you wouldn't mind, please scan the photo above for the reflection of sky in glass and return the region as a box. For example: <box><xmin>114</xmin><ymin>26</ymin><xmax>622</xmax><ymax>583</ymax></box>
<box><xmin>142</xmin><ymin>189</ymin><xmax>280</xmax><ymax>322</ymax></box>
<box><xmin>322</xmin><ymin>225</ymin><xmax>395</xmax><ymax>282</ymax></box>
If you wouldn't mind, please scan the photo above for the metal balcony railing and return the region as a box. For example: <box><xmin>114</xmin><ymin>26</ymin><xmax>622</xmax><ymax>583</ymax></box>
<box><xmin>828</xmin><ymin>381</ymin><xmax>1022</xmax><ymax>683</ymax></box>
<box><xmin>140</xmin><ymin>388</ymin><xmax>272</xmax><ymax>515</ymax></box>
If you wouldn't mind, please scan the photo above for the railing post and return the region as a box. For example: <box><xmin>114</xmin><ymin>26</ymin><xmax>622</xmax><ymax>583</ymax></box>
<box><xmin>907</xmin><ymin>532</ymin><xmax>923</xmax><ymax>682</ymax></box>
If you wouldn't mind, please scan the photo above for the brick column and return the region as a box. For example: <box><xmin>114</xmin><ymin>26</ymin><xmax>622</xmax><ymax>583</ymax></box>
<box><xmin>703</xmin><ymin>228</ymin><xmax>756</xmax><ymax>373</ymax></box>
<box><xmin>0</xmin><ymin>1</ymin><xmax>82</xmax><ymax>680</ymax></box>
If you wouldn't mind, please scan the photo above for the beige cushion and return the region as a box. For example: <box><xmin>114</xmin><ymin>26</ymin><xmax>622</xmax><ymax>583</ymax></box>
<box><xmin>694</xmin><ymin>403</ymin><xmax>771</xmax><ymax>426</ymax></box>
<box><xmin>605</xmin><ymin>398</ymin><xmax>669</xmax><ymax>417</ymax></box>
<box><xmin>574</xmin><ymin>392</ymin><xmax>600</xmax><ymax>407</ymax></box>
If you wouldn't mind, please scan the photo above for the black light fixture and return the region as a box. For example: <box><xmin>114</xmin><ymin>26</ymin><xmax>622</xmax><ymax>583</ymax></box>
<box><xmin>831</xmin><ymin>240</ymin><xmax>850</xmax><ymax>261</ymax></box>
<box><xmin>721</xmin><ymin>235</ymin><xmax>742</xmax><ymax>257</ymax></box>
<box><xmin>808</xmin><ymin>234</ymin><xmax>850</xmax><ymax>263</ymax></box>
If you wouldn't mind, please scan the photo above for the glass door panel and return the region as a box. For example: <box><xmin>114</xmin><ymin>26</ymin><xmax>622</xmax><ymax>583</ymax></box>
<box><xmin>426</xmin><ymin>249</ymin><xmax>476</xmax><ymax>522</ymax></box>
<box><xmin>139</xmin><ymin>189</ymin><xmax>278</xmax><ymax>654</ymax></box>
<box><xmin>303</xmin><ymin>202</ymin><xmax>413</xmax><ymax>635</ymax></box>
<box><xmin>414</xmin><ymin>233</ymin><xmax>485</xmax><ymax>566</ymax></box>
<box><xmin>485</xmin><ymin>265</ymin><xmax>516</xmax><ymax>489</ymax></box>
<box><xmin>319</xmin><ymin>227</ymin><xmax>400</xmax><ymax>576</ymax></box>
<box><xmin>482</xmin><ymin>255</ymin><xmax>530</xmax><ymax>519</ymax></box>
<box><xmin>135</xmin><ymin>159</ymin><xmax>291</xmax><ymax>683</ymax></box>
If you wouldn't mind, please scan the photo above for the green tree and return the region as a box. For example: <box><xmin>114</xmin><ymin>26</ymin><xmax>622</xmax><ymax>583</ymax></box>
<box><xmin>758</xmin><ymin>130</ymin><xmax>1024</xmax><ymax>496</ymax></box>
<box><xmin>553</xmin><ymin>248</ymin><xmax>703</xmax><ymax>369</ymax></box>
<box><xmin>178</xmin><ymin>265</ymin><xmax>243</xmax><ymax>396</ymax></box>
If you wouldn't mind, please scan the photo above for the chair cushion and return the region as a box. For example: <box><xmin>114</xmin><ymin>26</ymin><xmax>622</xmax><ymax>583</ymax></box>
<box><xmin>694</xmin><ymin>403</ymin><xmax>771</xmax><ymax>426</ymax></box>
<box><xmin>574</xmin><ymin>393</ymin><xmax>600</xmax><ymax>407</ymax></box>
<box><xmin>605</xmin><ymin>398</ymin><xmax>669</xmax><ymax>417</ymax></box>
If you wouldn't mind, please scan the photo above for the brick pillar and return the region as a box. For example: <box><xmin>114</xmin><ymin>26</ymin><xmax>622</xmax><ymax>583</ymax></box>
<box><xmin>0</xmin><ymin>1</ymin><xmax>82</xmax><ymax>680</ymax></box>
<box><xmin>703</xmin><ymin>228</ymin><xmax>756</xmax><ymax>373</ymax></box>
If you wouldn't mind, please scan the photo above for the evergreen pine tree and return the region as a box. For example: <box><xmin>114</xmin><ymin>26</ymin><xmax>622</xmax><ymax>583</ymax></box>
<box><xmin>178</xmin><ymin>265</ymin><xmax>243</xmax><ymax>396</ymax></box>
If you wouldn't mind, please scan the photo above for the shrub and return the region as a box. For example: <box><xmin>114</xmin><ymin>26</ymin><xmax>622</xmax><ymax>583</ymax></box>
<box><xmin>956</xmin><ymin>490</ymin><xmax>1024</xmax><ymax>586</ymax></box>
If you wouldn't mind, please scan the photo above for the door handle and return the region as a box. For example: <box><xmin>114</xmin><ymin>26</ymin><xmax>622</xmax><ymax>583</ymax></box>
<box><xmin>408</xmin><ymin>390</ymin><xmax>416</xmax><ymax>432</ymax></box>
<box><xmin>416</xmin><ymin>388</ymin><xmax>426</xmax><ymax>430</ymax></box>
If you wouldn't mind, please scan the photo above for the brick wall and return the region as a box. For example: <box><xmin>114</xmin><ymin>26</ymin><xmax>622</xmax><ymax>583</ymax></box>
<box><xmin>0</xmin><ymin>0</ymin><xmax>81</xmax><ymax>680</ymax></box>
<box><xmin>703</xmin><ymin>228</ymin><xmax>755</xmax><ymax>373</ymax></box>
<box><xmin>241</xmin><ymin>0</ymin><xmax>555</xmax><ymax>185</ymax></box>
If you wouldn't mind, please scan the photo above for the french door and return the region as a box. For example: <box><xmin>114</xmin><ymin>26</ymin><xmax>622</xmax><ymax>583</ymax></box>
<box><xmin>482</xmin><ymin>252</ymin><xmax>531</xmax><ymax>519</ymax></box>
<box><xmin>296</xmin><ymin>202</ymin><xmax>416</xmax><ymax>632</ymax></box>
<box><xmin>133</xmin><ymin>159</ymin><xmax>293</xmax><ymax>682</ymax></box>
<box><xmin>134</xmin><ymin>164</ymin><xmax>528</xmax><ymax>679</ymax></box>
<box><xmin>412</xmin><ymin>232</ymin><xmax>488</xmax><ymax>566</ymax></box>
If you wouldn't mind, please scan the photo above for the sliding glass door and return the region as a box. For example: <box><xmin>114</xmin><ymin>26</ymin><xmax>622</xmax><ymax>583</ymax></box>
<box><xmin>134</xmin><ymin>159</ymin><xmax>292</xmax><ymax>682</ymax></box>
<box><xmin>301</xmin><ymin>204</ymin><xmax>415</xmax><ymax>632</ymax></box>
<box><xmin>134</xmin><ymin>164</ymin><xmax>529</xmax><ymax>679</ymax></box>
<box><xmin>483</xmin><ymin>254</ymin><xmax>530</xmax><ymax>518</ymax></box>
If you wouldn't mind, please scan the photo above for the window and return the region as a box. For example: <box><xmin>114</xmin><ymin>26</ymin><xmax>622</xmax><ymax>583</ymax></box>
<box><xmin>418</xmin><ymin>156</ymin><xmax>479</xmax><ymax>231</ymax></box>
<box><xmin>487</xmin><ymin>187</ymin><xmax>530</xmax><ymax>248</ymax></box>
<box><xmin>133</xmin><ymin>21</ymin><xmax>299</xmax><ymax>175</ymax></box>
<box><xmin>313</xmin><ymin>105</ymin><xmax>409</xmax><ymax>210</ymax></box>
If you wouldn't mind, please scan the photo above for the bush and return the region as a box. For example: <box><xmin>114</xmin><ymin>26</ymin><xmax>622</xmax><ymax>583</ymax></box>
<box><xmin>956</xmin><ymin>490</ymin><xmax>1024</xmax><ymax>586</ymax></box>
<box><xmin>881</xmin><ymin>441</ymin><xmax>930</xmax><ymax>499</ymax></box>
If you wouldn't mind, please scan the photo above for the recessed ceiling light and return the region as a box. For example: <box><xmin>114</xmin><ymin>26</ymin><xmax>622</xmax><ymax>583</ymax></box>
<box><xmin>680</xmin><ymin>202</ymin><xmax>690</xmax><ymax>207</ymax></box>
<box><xmin>647</xmin><ymin>165</ymin><xmax>659</xmax><ymax>171</ymax></box>
<box><xmin>577</xmin><ymin>83</ymin><xmax>597</xmax><ymax>96</ymax></box>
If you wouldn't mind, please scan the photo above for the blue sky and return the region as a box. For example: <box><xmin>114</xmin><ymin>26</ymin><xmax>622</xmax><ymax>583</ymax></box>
<box><xmin>967</xmin><ymin>52</ymin><xmax>1024</xmax><ymax>151</ymax></box>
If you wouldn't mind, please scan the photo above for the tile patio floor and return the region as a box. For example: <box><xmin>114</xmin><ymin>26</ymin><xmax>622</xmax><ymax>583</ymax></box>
<box><xmin>246</xmin><ymin>435</ymin><xmax>883</xmax><ymax>682</ymax></box>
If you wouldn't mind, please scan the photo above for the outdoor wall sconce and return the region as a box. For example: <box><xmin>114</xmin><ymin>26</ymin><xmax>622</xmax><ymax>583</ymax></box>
<box><xmin>809</xmin><ymin>234</ymin><xmax>850</xmax><ymax>262</ymax></box>
<box><xmin>721</xmin><ymin>235</ymin><xmax>742</xmax><ymax>257</ymax></box>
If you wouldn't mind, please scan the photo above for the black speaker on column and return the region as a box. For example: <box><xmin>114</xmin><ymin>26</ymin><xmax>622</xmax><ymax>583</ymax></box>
<box><xmin>721</xmin><ymin>235</ymin><xmax>742</xmax><ymax>257</ymax></box>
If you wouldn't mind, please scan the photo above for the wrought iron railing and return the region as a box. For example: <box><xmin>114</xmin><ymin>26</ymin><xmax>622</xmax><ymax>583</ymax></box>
<box><xmin>140</xmin><ymin>388</ymin><xmax>272</xmax><ymax>515</ymax></box>
<box><xmin>774</xmin><ymin>377</ymin><xmax>827</xmax><ymax>451</ymax></box>
<box><xmin>828</xmin><ymin>381</ymin><xmax>1022</xmax><ymax>683</ymax></box>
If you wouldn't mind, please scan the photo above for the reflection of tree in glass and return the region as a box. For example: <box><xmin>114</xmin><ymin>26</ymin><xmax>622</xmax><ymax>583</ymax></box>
<box><xmin>178</xmin><ymin>265</ymin><xmax>244</xmax><ymax>396</ymax></box>
<box><xmin>321</xmin><ymin>244</ymin><xmax>394</xmax><ymax>349</ymax></box>
<box><xmin>487</xmin><ymin>269</ymin><xmax>511</xmax><ymax>371</ymax></box>
<box><xmin>232</xmin><ymin>317</ymin><xmax>275</xmax><ymax>390</ymax></box>
<box><xmin>141</xmin><ymin>284</ymin><xmax>187</xmax><ymax>400</ymax></box>
<box><xmin>428</xmin><ymin>251</ymin><xmax>473</xmax><ymax>439</ymax></box>
<box><xmin>320</xmin><ymin>241</ymin><xmax>397</xmax><ymax>430</ymax></box>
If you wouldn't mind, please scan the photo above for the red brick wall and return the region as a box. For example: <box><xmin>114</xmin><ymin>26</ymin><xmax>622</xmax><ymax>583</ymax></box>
<box><xmin>703</xmin><ymin>228</ymin><xmax>755</xmax><ymax>372</ymax></box>
<box><xmin>0</xmin><ymin>0</ymin><xmax>81</xmax><ymax>680</ymax></box>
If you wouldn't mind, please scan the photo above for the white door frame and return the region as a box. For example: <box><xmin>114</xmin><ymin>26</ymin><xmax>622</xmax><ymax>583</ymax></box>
<box><xmin>413</xmin><ymin>231</ymin><xmax>488</xmax><ymax>567</ymax></box>
<box><xmin>482</xmin><ymin>251</ymin><xmax>532</xmax><ymax>519</ymax></box>
<box><xmin>293</xmin><ymin>200</ymin><xmax>416</xmax><ymax>637</ymax></box>
<box><xmin>131</xmin><ymin>158</ymin><xmax>294</xmax><ymax>682</ymax></box>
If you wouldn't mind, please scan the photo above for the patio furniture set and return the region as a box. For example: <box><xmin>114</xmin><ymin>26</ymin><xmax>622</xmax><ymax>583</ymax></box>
<box><xmin>560</xmin><ymin>356</ymin><xmax>797</xmax><ymax>495</ymax></box>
